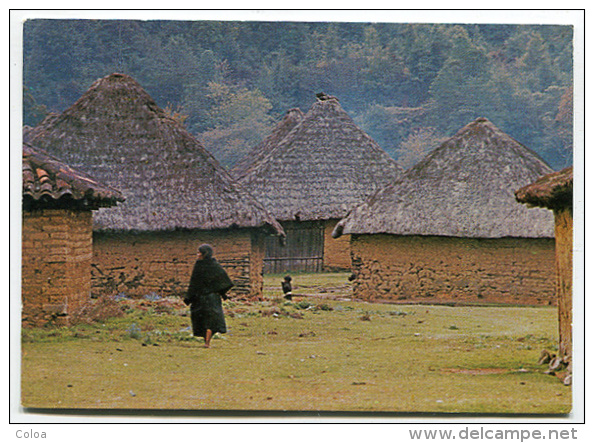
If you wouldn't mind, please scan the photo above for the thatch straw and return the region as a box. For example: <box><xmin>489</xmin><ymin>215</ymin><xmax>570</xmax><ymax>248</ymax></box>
<box><xmin>334</xmin><ymin>117</ymin><xmax>555</xmax><ymax>239</ymax></box>
<box><xmin>232</xmin><ymin>108</ymin><xmax>304</xmax><ymax>180</ymax></box>
<box><xmin>26</xmin><ymin>73</ymin><xmax>284</xmax><ymax>236</ymax></box>
<box><xmin>238</xmin><ymin>94</ymin><xmax>403</xmax><ymax>221</ymax></box>
<box><xmin>23</xmin><ymin>142</ymin><xmax>124</xmax><ymax>210</ymax></box>
<box><xmin>515</xmin><ymin>167</ymin><xmax>573</xmax><ymax>210</ymax></box>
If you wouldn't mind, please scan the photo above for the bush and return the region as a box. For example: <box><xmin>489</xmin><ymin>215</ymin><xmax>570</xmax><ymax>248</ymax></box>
<box><xmin>126</xmin><ymin>323</ymin><xmax>142</xmax><ymax>340</ymax></box>
<box><xmin>295</xmin><ymin>300</ymin><xmax>312</xmax><ymax>310</ymax></box>
<box><xmin>143</xmin><ymin>292</ymin><xmax>162</xmax><ymax>302</ymax></box>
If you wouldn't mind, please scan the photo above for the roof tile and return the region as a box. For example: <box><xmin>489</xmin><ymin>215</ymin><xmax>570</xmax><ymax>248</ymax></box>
<box><xmin>23</xmin><ymin>143</ymin><xmax>125</xmax><ymax>210</ymax></box>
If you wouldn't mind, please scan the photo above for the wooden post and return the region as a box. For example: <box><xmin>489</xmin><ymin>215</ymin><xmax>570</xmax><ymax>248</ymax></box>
<box><xmin>555</xmin><ymin>207</ymin><xmax>573</xmax><ymax>359</ymax></box>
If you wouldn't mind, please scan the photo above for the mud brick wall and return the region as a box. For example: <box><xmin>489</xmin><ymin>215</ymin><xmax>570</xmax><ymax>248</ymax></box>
<box><xmin>350</xmin><ymin>234</ymin><xmax>556</xmax><ymax>305</ymax></box>
<box><xmin>249</xmin><ymin>231</ymin><xmax>266</xmax><ymax>298</ymax></box>
<box><xmin>22</xmin><ymin>209</ymin><xmax>93</xmax><ymax>326</ymax></box>
<box><xmin>555</xmin><ymin>208</ymin><xmax>573</xmax><ymax>358</ymax></box>
<box><xmin>92</xmin><ymin>229</ymin><xmax>266</xmax><ymax>300</ymax></box>
<box><xmin>323</xmin><ymin>219</ymin><xmax>351</xmax><ymax>271</ymax></box>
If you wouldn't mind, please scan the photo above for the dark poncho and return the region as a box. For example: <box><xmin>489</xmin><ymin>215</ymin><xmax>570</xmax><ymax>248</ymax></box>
<box><xmin>184</xmin><ymin>258</ymin><xmax>234</xmax><ymax>338</ymax></box>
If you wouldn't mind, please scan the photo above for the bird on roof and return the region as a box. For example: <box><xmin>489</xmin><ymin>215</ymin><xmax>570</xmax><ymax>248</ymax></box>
<box><xmin>316</xmin><ymin>92</ymin><xmax>334</xmax><ymax>101</ymax></box>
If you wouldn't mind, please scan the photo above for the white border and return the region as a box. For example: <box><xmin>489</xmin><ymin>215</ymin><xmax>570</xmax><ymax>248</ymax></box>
<box><xmin>7</xmin><ymin>7</ymin><xmax>588</xmax><ymax>440</ymax></box>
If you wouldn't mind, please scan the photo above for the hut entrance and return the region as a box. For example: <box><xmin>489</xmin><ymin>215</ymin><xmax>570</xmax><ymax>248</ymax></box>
<box><xmin>264</xmin><ymin>221</ymin><xmax>324</xmax><ymax>273</ymax></box>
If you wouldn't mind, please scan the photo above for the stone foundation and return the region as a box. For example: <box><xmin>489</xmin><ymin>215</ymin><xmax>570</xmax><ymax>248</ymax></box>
<box><xmin>350</xmin><ymin>234</ymin><xmax>556</xmax><ymax>305</ymax></box>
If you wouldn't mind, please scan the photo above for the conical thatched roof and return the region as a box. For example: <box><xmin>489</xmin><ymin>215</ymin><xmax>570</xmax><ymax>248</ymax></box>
<box><xmin>26</xmin><ymin>73</ymin><xmax>284</xmax><ymax>235</ymax></box>
<box><xmin>231</xmin><ymin>108</ymin><xmax>304</xmax><ymax>180</ymax></box>
<box><xmin>238</xmin><ymin>94</ymin><xmax>403</xmax><ymax>221</ymax></box>
<box><xmin>516</xmin><ymin>166</ymin><xmax>573</xmax><ymax>211</ymax></box>
<box><xmin>334</xmin><ymin>117</ymin><xmax>555</xmax><ymax>239</ymax></box>
<box><xmin>23</xmin><ymin>142</ymin><xmax>124</xmax><ymax>210</ymax></box>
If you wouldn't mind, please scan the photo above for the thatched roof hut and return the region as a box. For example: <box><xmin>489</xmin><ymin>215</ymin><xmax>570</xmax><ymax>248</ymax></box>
<box><xmin>239</xmin><ymin>94</ymin><xmax>403</xmax><ymax>222</ymax></box>
<box><xmin>334</xmin><ymin>117</ymin><xmax>555</xmax><ymax>239</ymax></box>
<box><xmin>27</xmin><ymin>73</ymin><xmax>283</xmax><ymax>235</ymax></box>
<box><xmin>231</xmin><ymin>108</ymin><xmax>304</xmax><ymax>180</ymax></box>
<box><xmin>26</xmin><ymin>73</ymin><xmax>283</xmax><ymax>299</ymax></box>
<box><xmin>237</xmin><ymin>94</ymin><xmax>402</xmax><ymax>272</ymax></box>
<box><xmin>333</xmin><ymin>117</ymin><xmax>558</xmax><ymax>305</ymax></box>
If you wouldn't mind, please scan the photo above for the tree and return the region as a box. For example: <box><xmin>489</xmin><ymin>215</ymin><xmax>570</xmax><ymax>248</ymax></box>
<box><xmin>518</xmin><ymin>32</ymin><xmax>560</xmax><ymax>93</ymax></box>
<box><xmin>355</xmin><ymin>103</ymin><xmax>428</xmax><ymax>160</ymax></box>
<box><xmin>554</xmin><ymin>86</ymin><xmax>573</xmax><ymax>167</ymax></box>
<box><xmin>555</xmin><ymin>87</ymin><xmax>573</xmax><ymax>148</ymax></box>
<box><xmin>198</xmin><ymin>82</ymin><xmax>274</xmax><ymax>167</ymax></box>
<box><xmin>140</xmin><ymin>35</ymin><xmax>202</xmax><ymax>106</ymax></box>
<box><xmin>396</xmin><ymin>127</ymin><xmax>447</xmax><ymax>169</ymax></box>
<box><xmin>428</xmin><ymin>26</ymin><xmax>493</xmax><ymax>132</ymax></box>
<box><xmin>21</xmin><ymin>19</ymin><xmax>573</xmax><ymax>169</ymax></box>
<box><xmin>23</xmin><ymin>86</ymin><xmax>49</xmax><ymax>127</ymax></box>
<box><xmin>163</xmin><ymin>103</ymin><xmax>189</xmax><ymax>126</ymax></box>
<box><xmin>396</xmin><ymin>24</ymin><xmax>451</xmax><ymax>105</ymax></box>
<box><xmin>182</xmin><ymin>49</ymin><xmax>229</xmax><ymax>133</ymax></box>
<box><xmin>23</xmin><ymin>20</ymin><xmax>86</xmax><ymax>111</ymax></box>
<box><xmin>255</xmin><ymin>50</ymin><xmax>306</xmax><ymax>115</ymax></box>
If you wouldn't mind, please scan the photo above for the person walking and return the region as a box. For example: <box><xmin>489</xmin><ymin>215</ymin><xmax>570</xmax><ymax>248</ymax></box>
<box><xmin>184</xmin><ymin>244</ymin><xmax>234</xmax><ymax>348</ymax></box>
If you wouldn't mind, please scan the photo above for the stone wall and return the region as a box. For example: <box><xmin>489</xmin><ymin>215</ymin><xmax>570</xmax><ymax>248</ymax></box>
<box><xmin>92</xmin><ymin>229</ymin><xmax>266</xmax><ymax>300</ymax></box>
<box><xmin>350</xmin><ymin>234</ymin><xmax>556</xmax><ymax>305</ymax></box>
<box><xmin>22</xmin><ymin>209</ymin><xmax>93</xmax><ymax>325</ymax></box>
<box><xmin>323</xmin><ymin>219</ymin><xmax>351</xmax><ymax>271</ymax></box>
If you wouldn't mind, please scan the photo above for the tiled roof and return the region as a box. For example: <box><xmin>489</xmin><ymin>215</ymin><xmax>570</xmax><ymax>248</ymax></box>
<box><xmin>23</xmin><ymin>143</ymin><xmax>124</xmax><ymax>210</ymax></box>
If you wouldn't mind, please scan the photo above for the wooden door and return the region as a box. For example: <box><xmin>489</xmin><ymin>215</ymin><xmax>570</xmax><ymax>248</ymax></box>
<box><xmin>264</xmin><ymin>221</ymin><xmax>324</xmax><ymax>273</ymax></box>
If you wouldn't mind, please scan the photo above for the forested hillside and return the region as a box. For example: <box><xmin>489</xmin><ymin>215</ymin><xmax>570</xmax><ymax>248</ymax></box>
<box><xmin>23</xmin><ymin>19</ymin><xmax>573</xmax><ymax>170</ymax></box>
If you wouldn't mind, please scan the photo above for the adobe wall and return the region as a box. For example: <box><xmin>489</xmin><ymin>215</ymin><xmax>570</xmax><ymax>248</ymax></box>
<box><xmin>323</xmin><ymin>219</ymin><xmax>351</xmax><ymax>271</ymax></box>
<box><xmin>249</xmin><ymin>231</ymin><xmax>267</xmax><ymax>297</ymax></box>
<box><xmin>92</xmin><ymin>229</ymin><xmax>266</xmax><ymax>300</ymax></box>
<box><xmin>22</xmin><ymin>209</ymin><xmax>93</xmax><ymax>326</ymax></box>
<box><xmin>555</xmin><ymin>208</ymin><xmax>573</xmax><ymax>358</ymax></box>
<box><xmin>350</xmin><ymin>234</ymin><xmax>556</xmax><ymax>305</ymax></box>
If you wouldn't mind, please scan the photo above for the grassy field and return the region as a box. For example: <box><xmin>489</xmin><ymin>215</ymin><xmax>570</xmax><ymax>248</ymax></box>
<box><xmin>20</xmin><ymin>273</ymin><xmax>571</xmax><ymax>414</ymax></box>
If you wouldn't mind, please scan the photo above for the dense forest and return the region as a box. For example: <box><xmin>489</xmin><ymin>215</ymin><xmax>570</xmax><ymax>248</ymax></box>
<box><xmin>23</xmin><ymin>19</ymin><xmax>574</xmax><ymax>170</ymax></box>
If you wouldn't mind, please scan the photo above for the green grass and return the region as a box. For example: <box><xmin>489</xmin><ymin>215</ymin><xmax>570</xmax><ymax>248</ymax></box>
<box><xmin>20</xmin><ymin>272</ymin><xmax>571</xmax><ymax>414</ymax></box>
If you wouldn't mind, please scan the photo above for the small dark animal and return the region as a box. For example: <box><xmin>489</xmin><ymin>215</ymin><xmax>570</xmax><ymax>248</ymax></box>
<box><xmin>282</xmin><ymin>275</ymin><xmax>293</xmax><ymax>300</ymax></box>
